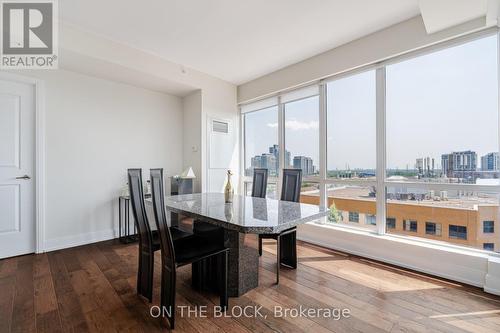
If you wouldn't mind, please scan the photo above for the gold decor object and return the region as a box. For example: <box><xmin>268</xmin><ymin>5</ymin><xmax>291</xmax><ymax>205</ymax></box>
<box><xmin>224</xmin><ymin>170</ymin><xmax>234</xmax><ymax>203</ymax></box>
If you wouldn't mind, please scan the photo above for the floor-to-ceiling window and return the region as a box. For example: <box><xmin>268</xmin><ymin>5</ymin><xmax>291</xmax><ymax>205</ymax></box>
<box><xmin>243</xmin><ymin>100</ymin><xmax>279</xmax><ymax>199</ymax></box>
<box><xmin>324</xmin><ymin>70</ymin><xmax>377</xmax><ymax>230</ymax></box>
<box><xmin>385</xmin><ymin>34</ymin><xmax>499</xmax><ymax>250</ymax></box>
<box><xmin>241</xmin><ymin>31</ymin><xmax>500</xmax><ymax>252</ymax></box>
<box><xmin>283</xmin><ymin>92</ymin><xmax>320</xmax><ymax>200</ymax></box>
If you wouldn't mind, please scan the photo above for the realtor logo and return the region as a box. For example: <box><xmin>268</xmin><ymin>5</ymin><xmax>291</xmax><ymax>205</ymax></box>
<box><xmin>1</xmin><ymin>0</ymin><xmax>58</xmax><ymax>69</ymax></box>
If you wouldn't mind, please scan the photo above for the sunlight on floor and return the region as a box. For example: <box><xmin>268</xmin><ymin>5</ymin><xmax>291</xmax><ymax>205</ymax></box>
<box><xmin>263</xmin><ymin>241</ymin><xmax>443</xmax><ymax>292</ymax></box>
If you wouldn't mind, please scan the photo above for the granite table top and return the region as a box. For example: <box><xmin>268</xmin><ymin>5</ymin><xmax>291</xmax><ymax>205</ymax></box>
<box><xmin>149</xmin><ymin>192</ymin><xmax>329</xmax><ymax>234</ymax></box>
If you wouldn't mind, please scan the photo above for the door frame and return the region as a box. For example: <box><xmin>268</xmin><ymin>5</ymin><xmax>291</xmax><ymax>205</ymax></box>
<box><xmin>0</xmin><ymin>71</ymin><xmax>46</xmax><ymax>254</ymax></box>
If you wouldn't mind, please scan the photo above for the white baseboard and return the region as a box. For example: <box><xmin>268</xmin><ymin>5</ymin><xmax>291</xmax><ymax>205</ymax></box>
<box><xmin>43</xmin><ymin>229</ymin><xmax>116</xmax><ymax>252</ymax></box>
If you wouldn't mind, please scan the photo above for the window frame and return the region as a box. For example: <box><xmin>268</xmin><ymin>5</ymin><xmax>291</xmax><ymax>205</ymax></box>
<box><xmin>426</xmin><ymin>222</ymin><xmax>436</xmax><ymax>235</ymax></box>
<box><xmin>403</xmin><ymin>220</ymin><xmax>418</xmax><ymax>232</ymax></box>
<box><xmin>484</xmin><ymin>243</ymin><xmax>495</xmax><ymax>251</ymax></box>
<box><xmin>483</xmin><ymin>221</ymin><xmax>495</xmax><ymax>234</ymax></box>
<box><xmin>366</xmin><ymin>214</ymin><xmax>377</xmax><ymax>226</ymax></box>
<box><xmin>239</xmin><ymin>28</ymin><xmax>500</xmax><ymax>253</ymax></box>
<box><xmin>386</xmin><ymin>217</ymin><xmax>396</xmax><ymax>229</ymax></box>
<box><xmin>283</xmin><ymin>94</ymin><xmax>321</xmax><ymax>178</ymax></box>
<box><xmin>348</xmin><ymin>211</ymin><xmax>360</xmax><ymax>223</ymax></box>
<box><xmin>449</xmin><ymin>225</ymin><xmax>468</xmax><ymax>240</ymax></box>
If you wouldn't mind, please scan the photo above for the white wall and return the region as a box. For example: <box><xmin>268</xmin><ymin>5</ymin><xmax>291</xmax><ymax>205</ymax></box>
<box><xmin>182</xmin><ymin>90</ymin><xmax>203</xmax><ymax>192</ymax></box>
<box><xmin>59</xmin><ymin>23</ymin><xmax>239</xmax><ymax>195</ymax></box>
<box><xmin>22</xmin><ymin>69</ymin><xmax>183</xmax><ymax>251</ymax></box>
<box><xmin>237</xmin><ymin>16</ymin><xmax>487</xmax><ymax>103</ymax></box>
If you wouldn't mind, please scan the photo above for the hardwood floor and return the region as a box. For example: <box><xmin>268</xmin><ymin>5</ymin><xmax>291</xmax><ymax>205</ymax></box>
<box><xmin>1</xmin><ymin>239</ymin><xmax>500</xmax><ymax>333</ymax></box>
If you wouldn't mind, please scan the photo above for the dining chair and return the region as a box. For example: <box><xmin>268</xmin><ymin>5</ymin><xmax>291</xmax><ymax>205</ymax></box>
<box><xmin>127</xmin><ymin>169</ymin><xmax>193</xmax><ymax>302</ymax></box>
<box><xmin>258</xmin><ymin>168</ymin><xmax>302</xmax><ymax>284</ymax></box>
<box><xmin>150</xmin><ymin>168</ymin><xmax>229</xmax><ymax>329</ymax></box>
<box><xmin>251</xmin><ymin>168</ymin><xmax>268</xmax><ymax>198</ymax></box>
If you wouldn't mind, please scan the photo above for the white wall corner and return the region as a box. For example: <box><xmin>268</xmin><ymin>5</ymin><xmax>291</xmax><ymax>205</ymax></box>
<box><xmin>485</xmin><ymin>256</ymin><xmax>500</xmax><ymax>295</ymax></box>
<box><xmin>182</xmin><ymin>90</ymin><xmax>203</xmax><ymax>192</ymax></box>
<box><xmin>419</xmin><ymin>0</ymin><xmax>488</xmax><ymax>34</ymax></box>
<box><xmin>486</xmin><ymin>0</ymin><xmax>500</xmax><ymax>26</ymax></box>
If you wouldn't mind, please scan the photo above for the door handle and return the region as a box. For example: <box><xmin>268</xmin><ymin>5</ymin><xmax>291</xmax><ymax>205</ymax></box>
<box><xmin>16</xmin><ymin>175</ymin><xmax>31</xmax><ymax>180</ymax></box>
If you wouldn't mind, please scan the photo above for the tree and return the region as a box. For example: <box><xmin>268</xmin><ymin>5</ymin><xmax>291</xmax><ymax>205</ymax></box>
<box><xmin>328</xmin><ymin>203</ymin><xmax>342</xmax><ymax>223</ymax></box>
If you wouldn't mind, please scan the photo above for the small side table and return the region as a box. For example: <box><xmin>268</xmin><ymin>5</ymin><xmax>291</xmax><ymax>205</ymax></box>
<box><xmin>118</xmin><ymin>196</ymin><xmax>138</xmax><ymax>243</ymax></box>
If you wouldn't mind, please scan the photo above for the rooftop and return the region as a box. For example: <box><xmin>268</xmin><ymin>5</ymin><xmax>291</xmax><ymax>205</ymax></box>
<box><xmin>302</xmin><ymin>186</ymin><xmax>498</xmax><ymax>210</ymax></box>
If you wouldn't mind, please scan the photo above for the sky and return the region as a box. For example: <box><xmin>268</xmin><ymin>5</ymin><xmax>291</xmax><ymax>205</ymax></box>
<box><xmin>245</xmin><ymin>34</ymin><xmax>498</xmax><ymax>171</ymax></box>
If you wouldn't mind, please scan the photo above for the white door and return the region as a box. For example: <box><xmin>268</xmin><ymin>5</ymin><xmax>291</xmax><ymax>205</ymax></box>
<box><xmin>0</xmin><ymin>79</ymin><xmax>35</xmax><ymax>259</ymax></box>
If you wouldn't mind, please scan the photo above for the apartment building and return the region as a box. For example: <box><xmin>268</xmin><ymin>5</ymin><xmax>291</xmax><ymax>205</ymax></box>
<box><xmin>482</xmin><ymin>152</ymin><xmax>500</xmax><ymax>171</ymax></box>
<box><xmin>301</xmin><ymin>187</ymin><xmax>499</xmax><ymax>252</ymax></box>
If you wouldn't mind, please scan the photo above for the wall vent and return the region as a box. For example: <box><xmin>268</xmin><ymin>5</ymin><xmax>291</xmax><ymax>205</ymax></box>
<box><xmin>212</xmin><ymin>120</ymin><xmax>229</xmax><ymax>134</ymax></box>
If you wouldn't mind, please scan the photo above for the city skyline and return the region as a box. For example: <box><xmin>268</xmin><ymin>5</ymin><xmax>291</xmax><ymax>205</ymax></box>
<box><xmin>247</xmin><ymin>145</ymin><xmax>500</xmax><ymax>183</ymax></box>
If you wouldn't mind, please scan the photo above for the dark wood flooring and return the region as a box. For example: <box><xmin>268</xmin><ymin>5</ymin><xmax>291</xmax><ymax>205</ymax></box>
<box><xmin>1</xmin><ymin>237</ymin><xmax>500</xmax><ymax>332</ymax></box>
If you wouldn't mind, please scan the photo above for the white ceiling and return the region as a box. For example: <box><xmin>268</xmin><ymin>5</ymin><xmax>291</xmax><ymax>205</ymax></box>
<box><xmin>60</xmin><ymin>0</ymin><xmax>420</xmax><ymax>85</ymax></box>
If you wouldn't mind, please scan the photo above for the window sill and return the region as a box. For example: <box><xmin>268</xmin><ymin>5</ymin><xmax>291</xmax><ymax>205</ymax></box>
<box><xmin>298</xmin><ymin>221</ymin><xmax>500</xmax><ymax>295</ymax></box>
<box><xmin>311</xmin><ymin>220</ymin><xmax>498</xmax><ymax>258</ymax></box>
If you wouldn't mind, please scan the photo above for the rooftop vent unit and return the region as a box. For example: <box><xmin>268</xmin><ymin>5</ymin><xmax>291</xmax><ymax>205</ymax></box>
<box><xmin>440</xmin><ymin>191</ymin><xmax>448</xmax><ymax>200</ymax></box>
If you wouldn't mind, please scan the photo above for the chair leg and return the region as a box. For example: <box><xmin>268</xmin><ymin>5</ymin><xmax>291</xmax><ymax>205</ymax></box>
<box><xmin>160</xmin><ymin>265</ymin><xmax>176</xmax><ymax>330</ymax></box>
<box><xmin>137</xmin><ymin>248</ymin><xmax>154</xmax><ymax>302</ymax></box>
<box><xmin>220</xmin><ymin>251</ymin><xmax>228</xmax><ymax>311</ymax></box>
<box><xmin>276</xmin><ymin>236</ymin><xmax>280</xmax><ymax>284</ymax></box>
<box><xmin>290</xmin><ymin>231</ymin><xmax>297</xmax><ymax>269</ymax></box>
<box><xmin>258</xmin><ymin>235</ymin><xmax>263</xmax><ymax>256</ymax></box>
<box><xmin>280</xmin><ymin>230</ymin><xmax>297</xmax><ymax>269</ymax></box>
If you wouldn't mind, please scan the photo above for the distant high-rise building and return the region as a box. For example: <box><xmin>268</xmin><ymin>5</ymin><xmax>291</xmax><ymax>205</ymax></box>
<box><xmin>441</xmin><ymin>151</ymin><xmax>477</xmax><ymax>179</ymax></box>
<box><xmin>269</xmin><ymin>144</ymin><xmax>291</xmax><ymax>167</ymax></box>
<box><xmin>284</xmin><ymin>151</ymin><xmax>291</xmax><ymax>167</ymax></box>
<box><xmin>415</xmin><ymin>156</ymin><xmax>435</xmax><ymax>177</ymax></box>
<box><xmin>260</xmin><ymin>154</ymin><xmax>277</xmax><ymax>175</ymax></box>
<box><xmin>293</xmin><ymin>156</ymin><xmax>314</xmax><ymax>175</ymax></box>
<box><xmin>250</xmin><ymin>155</ymin><xmax>261</xmax><ymax>169</ymax></box>
<box><xmin>248</xmin><ymin>145</ymin><xmax>314</xmax><ymax>177</ymax></box>
<box><xmin>481</xmin><ymin>152</ymin><xmax>500</xmax><ymax>171</ymax></box>
<box><xmin>416</xmin><ymin>158</ymin><xmax>424</xmax><ymax>174</ymax></box>
<box><xmin>250</xmin><ymin>153</ymin><xmax>278</xmax><ymax>176</ymax></box>
<box><xmin>269</xmin><ymin>144</ymin><xmax>278</xmax><ymax>157</ymax></box>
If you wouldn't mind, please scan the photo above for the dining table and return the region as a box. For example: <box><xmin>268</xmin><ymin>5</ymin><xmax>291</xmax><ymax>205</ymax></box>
<box><xmin>147</xmin><ymin>192</ymin><xmax>329</xmax><ymax>297</ymax></box>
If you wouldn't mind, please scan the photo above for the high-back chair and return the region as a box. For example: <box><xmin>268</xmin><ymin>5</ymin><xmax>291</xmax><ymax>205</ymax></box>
<box><xmin>150</xmin><ymin>168</ymin><xmax>229</xmax><ymax>329</ymax></box>
<box><xmin>280</xmin><ymin>169</ymin><xmax>302</xmax><ymax>202</ymax></box>
<box><xmin>259</xmin><ymin>168</ymin><xmax>302</xmax><ymax>284</ymax></box>
<box><xmin>128</xmin><ymin>168</ymin><xmax>159</xmax><ymax>302</ymax></box>
<box><xmin>251</xmin><ymin>168</ymin><xmax>268</xmax><ymax>198</ymax></box>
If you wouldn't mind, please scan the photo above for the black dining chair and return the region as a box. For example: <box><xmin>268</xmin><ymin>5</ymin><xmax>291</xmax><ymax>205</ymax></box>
<box><xmin>258</xmin><ymin>168</ymin><xmax>302</xmax><ymax>284</ymax></box>
<box><xmin>127</xmin><ymin>169</ymin><xmax>193</xmax><ymax>302</ymax></box>
<box><xmin>150</xmin><ymin>168</ymin><xmax>229</xmax><ymax>329</ymax></box>
<box><xmin>251</xmin><ymin>168</ymin><xmax>268</xmax><ymax>198</ymax></box>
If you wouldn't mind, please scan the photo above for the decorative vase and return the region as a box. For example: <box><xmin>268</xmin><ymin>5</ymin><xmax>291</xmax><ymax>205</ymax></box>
<box><xmin>224</xmin><ymin>170</ymin><xmax>234</xmax><ymax>203</ymax></box>
<box><xmin>224</xmin><ymin>204</ymin><xmax>234</xmax><ymax>221</ymax></box>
